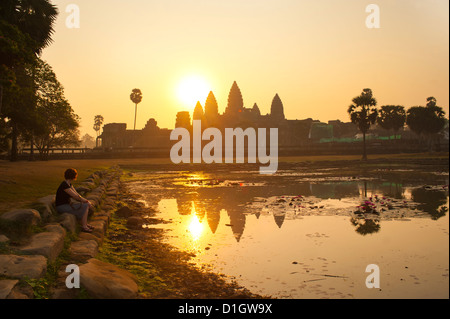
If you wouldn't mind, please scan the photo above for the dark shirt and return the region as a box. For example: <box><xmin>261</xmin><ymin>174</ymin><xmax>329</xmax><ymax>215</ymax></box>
<box><xmin>55</xmin><ymin>181</ymin><xmax>72</xmax><ymax>207</ymax></box>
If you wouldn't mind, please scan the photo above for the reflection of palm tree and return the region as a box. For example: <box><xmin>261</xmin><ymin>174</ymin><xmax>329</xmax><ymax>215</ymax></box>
<box><xmin>351</xmin><ymin>217</ymin><xmax>381</xmax><ymax>235</ymax></box>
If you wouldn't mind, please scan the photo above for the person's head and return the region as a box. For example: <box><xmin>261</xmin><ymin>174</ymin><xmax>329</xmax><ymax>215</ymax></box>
<box><xmin>64</xmin><ymin>168</ymin><xmax>78</xmax><ymax>181</ymax></box>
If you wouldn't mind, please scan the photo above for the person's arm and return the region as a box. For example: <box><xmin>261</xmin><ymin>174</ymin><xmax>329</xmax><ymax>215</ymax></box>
<box><xmin>64</xmin><ymin>188</ymin><xmax>93</xmax><ymax>206</ymax></box>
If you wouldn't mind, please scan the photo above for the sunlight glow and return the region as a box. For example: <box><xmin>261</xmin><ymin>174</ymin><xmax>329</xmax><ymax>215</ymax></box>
<box><xmin>187</xmin><ymin>203</ymin><xmax>204</xmax><ymax>241</ymax></box>
<box><xmin>176</xmin><ymin>75</ymin><xmax>211</xmax><ymax>108</ymax></box>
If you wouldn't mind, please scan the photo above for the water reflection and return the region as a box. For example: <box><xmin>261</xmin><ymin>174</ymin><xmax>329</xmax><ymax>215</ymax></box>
<box><xmin>350</xmin><ymin>216</ymin><xmax>381</xmax><ymax>235</ymax></box>
<box><xmin>412</xmin><ymin>187</ymin><xmax>449</xmax><ymax>220</ymax></box>
<box><xmin>137</xmin><ymin>171</ymin><xmax>448</xmax><ymax>241</ymax></box>
<box><xmin>159</xmin><ymin>182</ymin><xmax>448</xmax><ymax>242</ymax></box>
<box><xmin>132</xmin><ymin>169</ymin><xmax>449</xmax><ymax>298</ymax></box>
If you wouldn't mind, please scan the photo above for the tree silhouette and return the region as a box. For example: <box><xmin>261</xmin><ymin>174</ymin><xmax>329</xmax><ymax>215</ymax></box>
<box><xmin>32</xmin><ymin>59</ymin><xmax>80</xmax><ymax>159</ymax></box>
<box><xmin>93</xmin><ymin>115</ymin><xmax>104</xmax><ymax>147</ymax></box>
<box><xmin>406</xmin><ymin>97</ymin><xmax>446</xmax><ymax>151</ymax></box>
<box><xmin>0</xmin><ymin>0</ymin><xmax>58</xmax><ymax>161</ymax></box>
<box><xmin>130</xmin><ymin>88</ymin><xmax>143</xmax><ymax>145</ymax></box>
<box><xmin>377</xmin><ymin>105</ymin><xmax>406</xmax><ymax>139</ymax></box>
<box><xmin>348</xmin><ymin>88</ymin><xmax>378</xmax><ymax>160</ymax></box>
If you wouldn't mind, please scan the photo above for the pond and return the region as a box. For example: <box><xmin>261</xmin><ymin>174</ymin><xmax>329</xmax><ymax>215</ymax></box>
<box><xmin>127</xmin><ymin>165</ymin><xmax>449</xmax><ymax>299</ymax></box>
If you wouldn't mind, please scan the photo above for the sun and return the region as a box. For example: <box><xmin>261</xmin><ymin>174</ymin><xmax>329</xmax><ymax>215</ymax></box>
<box><xmin>177</xmin><ymin>75</ymin><xmax>211</xmax><ymax>108</ymax></box>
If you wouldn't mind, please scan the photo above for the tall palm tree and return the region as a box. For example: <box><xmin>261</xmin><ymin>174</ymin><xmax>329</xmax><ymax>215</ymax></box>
<box><xmin>93</xmin><ymin>115</ymin><xmax>104</xmax><ymax>147</ymax></box>
<box><xmin>130</xmin><ymin>88</ymin><xmax>142</xmax><ymax>145</ymax></box>
<box><xmin>348</xmin><ymin>88</ymin><xmax>378</xmax><ymax>160</ymax></box>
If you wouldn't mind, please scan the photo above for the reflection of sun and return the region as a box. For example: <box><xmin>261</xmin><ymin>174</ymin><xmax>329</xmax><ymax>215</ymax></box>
<box><xmin>177</xmin><ymin>75</ymin><xmax>211</xmax><ymax>108</ymax></box>
<box><xmin>187</xmin><ymin>202</ymin><xmax>204</xmax><ymax>241</ymax></box>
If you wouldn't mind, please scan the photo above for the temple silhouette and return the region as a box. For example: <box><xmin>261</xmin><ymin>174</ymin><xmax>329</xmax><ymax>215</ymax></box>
<box><xmin>98</xmin><ymin>81</ymin><xmax>360</xmax><ymax>151</ymax></box>
<box><xmin>98</xmin><ymin>81</ymin><xmax>436</xmax><ymax>155</ymax></box>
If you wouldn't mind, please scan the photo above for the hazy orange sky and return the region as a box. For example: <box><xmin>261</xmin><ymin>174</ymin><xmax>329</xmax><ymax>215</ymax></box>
<box><xmin>41</xmin><ymin>0</ymin><xmax>449</xmax><ymax>137</ymax></box>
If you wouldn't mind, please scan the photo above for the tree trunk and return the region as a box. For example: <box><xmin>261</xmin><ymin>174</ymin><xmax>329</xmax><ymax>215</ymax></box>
<box><xmin>10</xmin><ymin>121</ymin><xmax>18</xmax><ymax>162</ymax></box>
<box><xmin>133</xmin><ymin>103</ymin><xmax>138</xmax><ymax>146</ymax></box>
<box><xmin>362</xmin><ymin>131</ymin><xmax>367</xmax><ymax>160</ymax></box>
<box><xmin>0</xmin><ymin>84</ymin><xmax>3</xmax><ymax>115</ymax></box>
<box><xmin>29</xmin><ymin>134</ymin><xmax>34</xmax><ymax>161</ymax></box>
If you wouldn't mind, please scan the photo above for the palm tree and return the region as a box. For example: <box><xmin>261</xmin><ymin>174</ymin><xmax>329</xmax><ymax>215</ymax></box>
<box><xmin>93</xmin><ymin>115</ymin><xmax>104</xmax><ymax>147</ymax></box>
<box><xmin>130</xmin><ymin>88</ymin><xmax>142</xmax><ymax>145</ymax></box>
<box><xmin>348</xmin><ymin>88</ymin><xmax>378</xmax><ymax>160</ymax></box>
<box><xmin>0</xmin><ymin>0</ymin><xmax>58</xmax><ymax>54</ymax></box>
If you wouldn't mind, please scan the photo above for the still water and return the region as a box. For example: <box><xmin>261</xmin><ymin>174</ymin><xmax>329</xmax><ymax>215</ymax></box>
<box><xmin>127</xmin><ymin>166</ymin><xmax>449</xmax><ymax>299</ymax></box>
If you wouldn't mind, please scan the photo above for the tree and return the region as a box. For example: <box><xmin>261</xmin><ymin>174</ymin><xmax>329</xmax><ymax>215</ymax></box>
<box><xmin>377</xmin><ymin>105</ymin><xmax>406</xmax><ymax>139</ymax></box>
<box><xmin>130</xmin><ymin>88</ymin><xmax>142</xmax><ymax>131</ymax></box>
<box><xmin>93</xmin><ymin>115</ymin><xmax>104</xmax><ymax>147</ymax></box>
<box><xmin>348</xmin><ymin>88</ymin><xmax>378</xmax><ymax>160</ymax></box>
<box><xmin>32</xmin><ymin>58</ymin><xmax>80</xmax><ymax>159</ymax></box>
<box><xmin>406</xmin><ymin>97</ymin><xmax>446</xmax><ymax>151</ymax></box>
<box><xmin>81</xmin><ymin>133</ymin><xmax>95</xmax><ymax>149</ymax></box>
<box><xmin>130</xmin><ymin>88</ymin><xmax>142</xmax><ymax>146</ymax></box>
<box><xmin>0</xmin><ymin>0</ymin><xmax>58</xmax><ymax>161</ymax></box>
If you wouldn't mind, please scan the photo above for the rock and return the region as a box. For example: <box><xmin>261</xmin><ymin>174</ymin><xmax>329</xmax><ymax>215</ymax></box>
<box><xmin>69</xmin><ymin>240</ymin><xmax>98</xmax><ymax>261</ymax></box>
<box><xmin>38</xmin><ymin>195</ymin><xmax>57</xmax><ymax>219</ymax></box>
<box><xmin>44</xmin><ymin>223</ymin><xmax>67</xmax><ymax>237</ymax></box>
<box><xmin>79</xmin><ymin>258</ymin><xmax>138</xmax><ymax>299</ymax></box>
<box><xmin>0</xmin><ymin>234</ymin><xmax>9</xmax><ymax>244</ymax></box>
<box><xmin>75</xmin><ymin>186</ymin><xmax>90</xmax><ymax>194</ymax></box>
<box><xmin>19</xmin><ymin>232</ymin><xmax>65</xmax><ymax>262</ymax></box>
<box><xmin>86</xmin><ymin>194</ymin><xmax>101</xmax><ymax>207</ymax></box>
<box><xmin>126</xmin><ymin>216</ymin><xmax>144</xmax><ymax>229</ymax></box>
<box><xmin>0</xmin><ymin>209</ymin><xmax>41</xmax><ymax>227</ymax></box>
<box><xmin>58</xmin><ymin>213</ymin><xmax>77</xmax><ymax>233</ymax></box>
<box><xmin>78</xmin><ymin>232</ymin><xmax>103</xmax><ymax>245</ymax></box>
<box><xmin>0</xmin><ymin>280</ymin><xmax>19</xmax><ymax>299</ymax></box>
<box><xmin>95</xmin><ymin>211</ymin><xmax>112</xmax><ymax>222</ymax></box>
<box><xmin>0</xmin><ymin>255</ymin><xmax>47</xmax><ymax>279</ymax></box>
<box><xmin>89</xmin><ymin>219</ymin><xmax>107</xmax><ymax>235</ymax></box>
<box><xmin>116</xmin><ymin>206</ymin><xmax>134</xmax><ymax>218</ymax></box>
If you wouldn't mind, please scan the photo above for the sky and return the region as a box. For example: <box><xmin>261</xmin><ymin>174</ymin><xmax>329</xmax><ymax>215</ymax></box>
<box><xmin>41</xmin><ymin>0</ymin><xmax>449</xmax><ymax>137</ymax></box>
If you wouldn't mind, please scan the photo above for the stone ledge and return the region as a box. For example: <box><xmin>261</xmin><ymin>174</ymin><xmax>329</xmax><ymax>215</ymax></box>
<box><xmin>19</xmin><ymin>231</ymin><xmax>65</xmax><ymax>262</ymax></box>
<box><xmin>0</xmin><ymin>255</ymin><xmax>47</xmax><ymax>279</ymax></box>
<box><xmin>79</xmin><ymin>258</ymin><xmax>138</xmax><ymax>299</ymax></box>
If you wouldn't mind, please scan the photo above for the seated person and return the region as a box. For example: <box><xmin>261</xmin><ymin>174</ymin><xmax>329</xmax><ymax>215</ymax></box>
<box><xmin>55</xmin><ymin>168</ymin><xmax>94</xmax><ymax>233</ymax></box>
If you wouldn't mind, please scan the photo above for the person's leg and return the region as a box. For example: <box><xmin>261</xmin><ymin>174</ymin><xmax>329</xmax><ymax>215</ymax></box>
<box><xmin>73</xmin><ymin>202</ymin><xmax>90</xmax><ymax>230</ymax></box>
<box><xmin>60</xmin><ymin>203</ymin><xmax>91</xmax><ymax>231</ymax></box>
